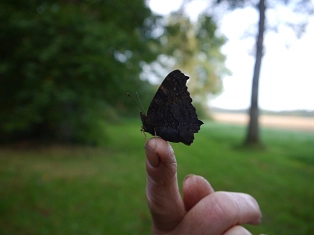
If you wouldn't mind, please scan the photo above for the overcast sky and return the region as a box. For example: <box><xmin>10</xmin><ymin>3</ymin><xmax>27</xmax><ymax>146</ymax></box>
<box><xmin>148</xmin><ymin>0</ymin><xmax>314</xmax><ymax>111</ymax></box>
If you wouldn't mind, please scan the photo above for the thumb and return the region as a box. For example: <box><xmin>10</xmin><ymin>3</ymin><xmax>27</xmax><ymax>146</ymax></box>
<box><xmin>145</xmin><ymin>137</ymin><xmax>185</xmax><ymax>234</ymax></box>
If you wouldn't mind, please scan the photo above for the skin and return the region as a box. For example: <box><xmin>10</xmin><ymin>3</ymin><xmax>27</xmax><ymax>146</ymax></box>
<box><xmin>145</xmin><ymin>137</ymin><xmax>262</xmax><ymax>235</ymax></box>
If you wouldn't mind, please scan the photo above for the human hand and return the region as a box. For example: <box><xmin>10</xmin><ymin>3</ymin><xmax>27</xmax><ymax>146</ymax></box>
<box><xmin>145</xmin><ymin>137</ymin><xmax>262</xmax><ymax>235</ymax></box>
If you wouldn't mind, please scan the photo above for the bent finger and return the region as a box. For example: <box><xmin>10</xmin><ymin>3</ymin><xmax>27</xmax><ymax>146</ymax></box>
<box><xmin>183</xmin><ymin>174</ymin><xmax>215</xmax><ymax>211</ymax></box>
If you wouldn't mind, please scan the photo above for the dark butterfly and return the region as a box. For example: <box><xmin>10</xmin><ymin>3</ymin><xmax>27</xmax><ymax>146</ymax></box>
<box><xmin>140</xmin><ymin>70</ymin><xmax>203</xmax><ymax>146</ymax></box>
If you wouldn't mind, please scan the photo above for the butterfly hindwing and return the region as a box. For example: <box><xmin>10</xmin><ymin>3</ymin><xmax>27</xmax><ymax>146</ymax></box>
<box><xmin>141</xmin><ymin>70</ymin><xmax>203</xmax><ymax>146</ymax></box>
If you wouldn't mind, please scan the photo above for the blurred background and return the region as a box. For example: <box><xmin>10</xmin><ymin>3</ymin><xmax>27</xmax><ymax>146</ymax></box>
<box><xmin>0</xmin><ymin>0</ymin><xmax>314</xmax><ymax>234</ymax></box>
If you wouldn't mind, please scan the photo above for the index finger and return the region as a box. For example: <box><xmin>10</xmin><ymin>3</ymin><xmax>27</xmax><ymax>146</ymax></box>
<box><xmin>145</xmin><ymin>138</ymin><xmax>185</xmax><ymax>233</ymax></box>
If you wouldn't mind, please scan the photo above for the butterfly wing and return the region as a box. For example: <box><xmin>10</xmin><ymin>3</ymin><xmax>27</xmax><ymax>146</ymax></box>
<box><xmin>141</xmin><ymin>70</ymin><xmax>203</xmax><ymax>145</ymax></box>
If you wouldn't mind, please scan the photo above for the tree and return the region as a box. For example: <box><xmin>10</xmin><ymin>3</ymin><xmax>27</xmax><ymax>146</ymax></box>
<box><xmin>214</xmin><ymin>0</ymin><xmax>313</xmax><ymax>146</ymax></box>
<box><xmin>0</xmin><ymin>0</ymin><xmax>160</xmax><ymax>144</ymax></box>
<box><xmin>245</xmin><ymin>0</ymin><xmax>265</xmax><ymax>145</ymax></box>
<box><xmin>143</xmin><ymin>12</ymin><xmax>230</xmax><ymax>117</ymax></box>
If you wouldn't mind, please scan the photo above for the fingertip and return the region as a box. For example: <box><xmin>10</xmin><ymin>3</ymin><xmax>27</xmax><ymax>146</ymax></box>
<box><xmin>235</xmin><ymin>193</ymin><xmax>262</xmax><ymax>224</ymax></box>
<box><xmin>183</xmin><ymin>174</ymin><xmax>215</xmax><ymax>211</ymax></box>
<box><xmin>248</xmin><ymin>196</ymin><xmax>263</xmax><ymax>224</ymax></box>
<box><xmin>223</xmin><ymin>225</ymin><xmax>252</xmax><ymax>235</ymax></box>
<box><xmin>183</xmin><ymin>174</ymin><xmax>214</xmax><ymax>195</ymax></box>
<box><xmin>145</xmin><ymin>137</ymin><xmax>175</xmax><ymax>166</ymax></box>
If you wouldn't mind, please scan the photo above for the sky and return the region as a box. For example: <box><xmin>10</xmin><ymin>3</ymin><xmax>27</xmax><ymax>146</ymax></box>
<box><xmin>148</xmin><ymin>0</ymin><xmax>314</xmax><ymax>111</ymax></box>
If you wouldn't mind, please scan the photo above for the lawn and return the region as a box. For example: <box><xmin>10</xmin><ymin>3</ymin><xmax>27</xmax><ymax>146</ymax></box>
<box><xmin>0</xmin><ymin>119</ymin><xmax>314</xmax><ymax>235</ymax></box>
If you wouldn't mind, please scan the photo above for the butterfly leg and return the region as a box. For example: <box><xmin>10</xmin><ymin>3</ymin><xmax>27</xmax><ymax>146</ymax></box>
<box><xmin>153</xmin><ymin>128</ymin><xmax>158</xmax><ymax>148</ymax></box>
<box><xmin>140</xmin><ymin>126</ymin><xmax>147</xmax><ymax>142</ymax></box>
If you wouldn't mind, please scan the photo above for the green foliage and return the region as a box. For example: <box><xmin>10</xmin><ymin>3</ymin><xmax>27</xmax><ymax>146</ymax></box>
<box><xmin>157</xmin><ymin>13</ymin><xmax>231</xmax><ymax>112</ymax></box>
<box><xmin>0</xmin><ymin>121</ymin><xmax>314</xmax><ymax>234</ymax></box>
<box><xmin>0</xmin><ymin>0</ymin><xmax>159</xmax><ymax>143</ymax></box>
<box><xmin>0</xmin><ymin>1</ymin><xmax>231</xmax><ymax>144</ymax></box>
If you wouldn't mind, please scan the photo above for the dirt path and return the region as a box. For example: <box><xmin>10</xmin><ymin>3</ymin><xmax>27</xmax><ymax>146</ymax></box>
<box><xmin>212</xmin><ymin>112</ymin><xmax>314</xmax><ymax>132</ymax></box>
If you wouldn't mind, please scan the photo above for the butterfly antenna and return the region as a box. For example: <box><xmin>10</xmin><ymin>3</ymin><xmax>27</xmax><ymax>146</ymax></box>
<box><xmin>136</xmin><ymin>92</ymin><xmax>145</xmax><ymax>114</ymax></box>
<box><xmin>127</xmin><ymin>92</ymin><xmax>146</xmax><ymax>114</ymax></box>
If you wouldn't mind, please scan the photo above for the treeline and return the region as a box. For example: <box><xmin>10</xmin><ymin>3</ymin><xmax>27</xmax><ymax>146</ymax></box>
<box><xmin>212</xmin><ymin>108</ymin><xmax>314</xmax><ymax>117</ymax></box>
<box><xmin>0</xmin><ymin>0</ymin><xmax>228</xmax><ymax>145</ymax></box>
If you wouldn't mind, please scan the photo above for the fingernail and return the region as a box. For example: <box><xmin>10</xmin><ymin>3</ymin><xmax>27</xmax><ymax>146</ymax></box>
<box><xmin>184</xmin><ymin>174</ymin><xmax>194</xmax><ymax>182</ymax></box>
<box><xmin>144</xmin><ymin>144</ymin><xmax>160</xmax><ymax>167</ymax></box>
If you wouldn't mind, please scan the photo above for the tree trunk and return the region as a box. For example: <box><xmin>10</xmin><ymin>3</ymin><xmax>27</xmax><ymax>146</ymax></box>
<box><xmin>244</xmin><ymin>0</ymin><xmax>265</xmax><ymax>146</ymax></box>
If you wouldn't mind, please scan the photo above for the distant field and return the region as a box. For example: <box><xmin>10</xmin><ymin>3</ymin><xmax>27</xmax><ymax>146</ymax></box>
<box><xmin>213</xmin><ymin>112</ymin><xmax>314</xmax><ymax>132</ymax></box>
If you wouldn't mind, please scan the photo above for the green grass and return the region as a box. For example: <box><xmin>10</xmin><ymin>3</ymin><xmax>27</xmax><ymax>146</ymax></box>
<box><xmin>1</xmin><ymin>119</ymin><xmax>314</xmax><ymax>235</ymax></box>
